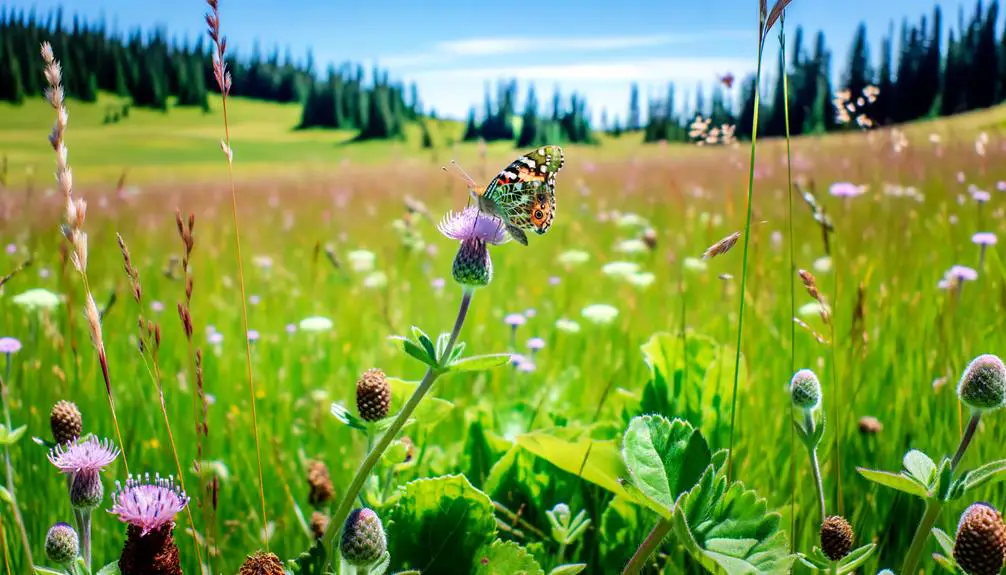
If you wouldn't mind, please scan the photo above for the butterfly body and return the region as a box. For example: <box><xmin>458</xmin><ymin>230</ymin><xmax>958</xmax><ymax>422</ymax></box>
<box><xmin>467</xmin><ymin>145</ymin><xmax>564</xmax><ymax>246</ymax></box>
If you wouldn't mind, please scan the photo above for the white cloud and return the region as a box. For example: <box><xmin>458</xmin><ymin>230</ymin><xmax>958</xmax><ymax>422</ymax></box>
<box><xmin>407</xmin><ymin>57</ymin><xmax>754</xmax><ymax>83</ymax></box>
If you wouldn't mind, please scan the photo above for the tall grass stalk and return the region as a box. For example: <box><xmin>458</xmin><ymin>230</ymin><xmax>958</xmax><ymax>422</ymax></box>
<box><xmin>205</xmin><ymin>0</ymin><xmax>269</xmax><ymax>537</ymax></box>
<box><xmin>1</xmin><ymin>356</ymin><xmax>32</xmax><ymax>567</ymax></box>
<box><xmin>727</xmin><ymin>4</ymin><xmax>768</xmax><ymax>481</ymax></box>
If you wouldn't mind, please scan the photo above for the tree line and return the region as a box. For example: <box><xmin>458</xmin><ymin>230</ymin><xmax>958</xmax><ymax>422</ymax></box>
<box><xmin>620</xmin><ymin>0</ymin><xmax>1006</xmax><ymax>142</ymax></box>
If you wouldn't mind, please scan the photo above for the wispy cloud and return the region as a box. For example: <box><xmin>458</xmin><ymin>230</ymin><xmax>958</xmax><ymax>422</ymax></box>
<box><xmin>406</xmin><ymin>56</ymin><xmax>754</xmax><ymax>82</ymax></box>
<box><xmin>378</xmin><ymin>31</ymin><xmax>752</xmax><ymax>68</ymax></box>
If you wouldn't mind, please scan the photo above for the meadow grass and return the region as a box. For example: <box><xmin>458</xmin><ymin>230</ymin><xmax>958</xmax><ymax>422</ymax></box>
<box><xmin>2</xmin><ymin>75</ymin><xmax>1006</xmax><ymax>573</ymax></box>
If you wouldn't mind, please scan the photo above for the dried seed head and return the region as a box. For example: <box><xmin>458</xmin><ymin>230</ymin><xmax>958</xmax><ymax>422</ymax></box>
<box><xmin>356</xmin><ymin>368</ymin><xmax>391</xmax><ymax>422</ymax></box>
<box><xmin>799</xmin><ymin>269</ymin><xmax>821</xmax><ymax>302</ymax></box>
<box><xmin>857</xmin><ymin>415</ymin><xmax>883</xmax><ymax>435</ymax></box>
<box><xmin>307</xmin><ymin>460</ymin><xmax>334</xmax><ymax>507</ymax></box>
<box><xmin>340</xmin><ymin>508</ymin><xmax>387</xmax><ymax>566</ymax></box>
<box><xmin>954</xmin><ymin>502</ymin><xmax>1006</xmax><ymax>575</ymax></box>
<box><xmin>789</xmin><ymin>369</ymin><xmax>822</xmax><ymax>410</ymax></box>
<box><xmin>238</xmin><ymin>551</ymin><xmax>285</xmax><ymax>575</ymax></box>
<box><xmin>702</xmin><ymin>231</ymin><xmax>741</xmax><ymax>260</ymax></box>
<box><xmin>820</xmin><ymin>515</ymin><xmax>854</xmax><ymax>561</ymax></box>
<box><xmin>50</xmin><ymin>400</ymin><xmax>82</xmax><ymax>445</ymax></box>
<box><xmin>310</xmin><ymin>512</ymin><xmax>329</xmax><ymax>540</ymax></box>
<box><xmin>957</xmin><ymin>354</ymin><xmax>1006</xmax><ymax>413</ymax></box>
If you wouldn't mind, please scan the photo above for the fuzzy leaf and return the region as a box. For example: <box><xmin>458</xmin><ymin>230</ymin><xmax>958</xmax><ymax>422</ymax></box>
<box><xmin>516</xmin><ymin>429</ymin><xmax>642</xmax><ymax>504</ymax></box>
<box><xmin>548</xmin><ymin>565</ymin><xmax>587</xmax><ymax>575</ymax></box>
<box><xmin>959</xmin><ymin>458</ymin><xmax>1006</xmax><ymax>493</ymax></box>
<box><xmin>856</xmin><ymin>468</ymin><xmax>929</xmax><ymax>498</ymax></box>
<box><xmin>449</xmin><ymin>353</ymin><xmax>511</xmax><ymax>373</ymax></box>
<box><xmin>474</xmin><ymin>540</ymin><xmax>544</xmax><ymax>575</ymax></box>
<box><xmin>903</xmin><ymin>450</ymin><xmax>937</xmax><ymax>489</ymax></box>
<box><xmin>96</xmin><ymin>562</ymin><xmax>121</xmax><ymax>575</ymax></box>
<box><xmin>671</xmin><ymin>468</ymin><xmax>794</xmax><ymax>574</ymax></box>
<box><xmin>931</xmin><ymin>527</ymin><xmax>955</xmax><ymax>557</ymax></box>
<box><xmin>389</xmin><ymin>335</ymin><xmax>436</xmax><ymax>367</ymax></box>
<box><xmin>622</xmin><ymin>415</ymin><xmax>711</xmax><ymax>515</ymax></box>
<box><xmin>416</xmin><ymin>332</ymin><xmax>437</xmax><ymax>364</ymax></box>
<box><xmin>835</xmin><ymin>543</ymin><xmax>876</xmax><ymax>574</ymax></box>
<box><xmin>388</xmin><ymin>377</ymin><xmax>454</xmax><ymax>427</ymax></box>
<box><xmin>386</xmin><ymin>475</ymin><xmax>497</xmax><ymax>573</ymax></box>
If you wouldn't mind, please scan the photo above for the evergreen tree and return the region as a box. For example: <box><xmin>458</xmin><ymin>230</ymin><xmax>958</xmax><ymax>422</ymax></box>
<box><xmin>516</xmin><ymin>85</ymin><xmax>540</xmax><ymax>148</ymax></box>
<box><xmin>627</xmin><ymin>83</ymin><xmax>641</xmax><ymax>131</ymax></box>
<box><xmin>844</xmin><ymin>23</ymin><xmax>873</xmax><ymax>97</ymax></box>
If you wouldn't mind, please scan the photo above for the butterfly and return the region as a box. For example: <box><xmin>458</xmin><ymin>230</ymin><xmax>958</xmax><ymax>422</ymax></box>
<box><xmin>445</xmin><ymin>145</ymin><xmax>565</xmax><ymax>245</ymax></box>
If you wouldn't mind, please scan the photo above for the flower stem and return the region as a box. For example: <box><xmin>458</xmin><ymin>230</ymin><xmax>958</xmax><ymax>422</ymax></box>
<box><xmin>322</xmin><ymin>289</ymin><xmax>474</xmax><ymax>568</ymax></box>
<box><xmin>0</xmin><ymin>356</ymin><xmax>33</xmax><ymax>568</ymax></box>
<box><xmin>622</xmin><ymin>517</ymin><xmax>672</xmax><ymax>575</ymax></box>
<box><xmin>804</xmin><ymin>410</ymin><xmax>827</xmax><ymax>523</ymax></box>
<box><xmin>950</xmin><ymin>412</ymin><xmax>980</xmax><ymax>471</ymax></box>
<box><xmin>79</xmin><ymin>510</ymin><xmax>92</xmax><ymax>571</ymax></box>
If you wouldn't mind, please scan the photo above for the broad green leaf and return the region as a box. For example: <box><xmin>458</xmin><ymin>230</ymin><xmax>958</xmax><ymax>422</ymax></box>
<box><xmin>96</xmin><ymin>562</ymin><xmax>121</xmax><ymax>575</ymax></box>
<box><xmin>598</xmin><ymin>497</ymin><xmax>653</xmax><ymax>574</ymax></box>
<box><xmin>483</xmin><ymin>446</ymin><xmax>550</xmax><ymax>531</ymax></box>
<box><xmin>671</xmin><ymin>467</ymin><xmax>794</xmax><ymax>574</ymax></box>
<box><xmin>622</xmin><ymin>415</ymin><xmax>711</xmax><ymax>515</ymax></box>
<box><xmin>0</xmin><ymin>424</ymin><xmax>27</xmax><ymax>446</ymax></box>
<box><xmin>835</xmin><ymin>543</ymin><xmax>876</xmax><ymax>574</ymax></box>
<box><xmin>464</xmin><ymin>419</ymin><xmax>508</xmax><ymax>489</ymax></box>
<box><xmin>449</xmin><ymin>353</ymin><xmax>511</xmax><ymax>373</ymax></box>
<box><xmin>474</xmin><ymin>540</ymin><xmax>544</xmax><ymax>575</ymax></box>
<box><xmin>389</xmin><ymin>335</ymin><xmax>435</xmax><ymax>367</ymax></box>
<box><xmin>515</xmin><ymin>430</ymin><xmax>641</xmax><ymax>504</ymax></box>
<box><xmin>386</xmin><ymin>475</ymin><xmax>497</xmax><ymax>573</ymax></box>
<box><xmin>936</xmin><ymin>457</ymin><xmax>955</xmax><ymax>501</ymax></box>
<box><xmin>388</xmin><ymin>377</ymin><xmax>454</xmax><ymax>427</ymax></box>
<box><xmin>856</xmin><ymin>468</ymin><xmax>929</xmax><ymax>498</ymax></box>
<box><xmin>931</xmin><ymin>527</ymin><xmax>955</xmax><ymax>557</ymax></box>
<box><xmin>548</xmin><ymin>565</ymin><xmax>587</xmax><ymax>575</ymax></box>
<box><xmin>903</xmin><ymin>450</ymin><xmax>937</xmax><ymax>488</ymax></box>
<box><xmin>32</xmin><ymin>568</ymin><xmax>65</xmax><ymax>575</ymax></box>
<box><xmin>960</xmin><ymin>458</ymin><xmax>1006</xmax><ymax>493</ymax></box>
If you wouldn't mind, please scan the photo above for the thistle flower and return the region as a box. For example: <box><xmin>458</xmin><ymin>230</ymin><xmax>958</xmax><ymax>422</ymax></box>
<box><xmin>45</xmin><ymin>522</ymin><xmax>79</xmax><ymax>564</ymax></box>
<box><xmin>0</xmin><ymin>337</ymin><xmax>21</xmax><ymax>354</ymax></box>
<box><xmin>957</xmin><ymin>354</ymin><xmax>1006</xmax><ymax>412</ymax></box>
<box><xmin>954</xmin><ymin>502</ymin><xmax>1006</xmax><ymax>575</ymax></box>
<box><xmin>527</xmin><ymin>338</ymin><xmax>546</xmax><ymax>352</ymax></box>
<box><xmin>49</xmin><ymin>436</ymin><xmax>119</xmax><ymax>476</ymax></box>
<box><xmin>109</xmin><ymin>474</ymin><xmax>189</xmax><ymax>536</ymax></box>
<box><xmin>820</xmin><ymin>515</ymin><xmax>854</xmax><ymax>561</ymax></box>
<box><xmin>340</xmin><ymin>508</ymin><xmax>387</xmax><ymax>566</ymax></box>
<box><xmin>439</xmin><ymin>208</ymin><xmax>506</xmax><ymax>289</ymax></box>
<box><xmin>973</xmin><ymin>232</ymin><xmax>998</xmax><ymax>246</ymax></box>
<box><xmin>790</xmin><ymin>369</ymin><xmax>822</xmax><ymax>411</ymax></box>
<box><xmin>504</xmin><ymin>313</ymin><xmax>527</xmax><ymax>328</ymax></box>
<box><xmin>239</xmin><ymin>551</ymin><xmax>285</xmax><ymax>575</ymax></box>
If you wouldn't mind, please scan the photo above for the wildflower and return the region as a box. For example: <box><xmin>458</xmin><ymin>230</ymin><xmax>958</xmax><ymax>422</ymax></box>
<box><xmin>789</xmin><ymin>369</ymin><xmax>822</xmax><ymax>411</ymax></box>
<box><xmin>438</xmin><ymin>208</ymin><xmax>507</xmax><ymax>289</ymax></box>
<box><xmin>50</xmin><ymin>400</ymin><xmax>82</xmax><ymax>445</ymax></box>
<box><xmin>285</xmin><ymin>323</ymin><xmax>297</xmax><ymax>334</ymax></box>
<box><xmin>813</xmin><ymin>257</ymin><xmax>832</xmax><ymax>273</ymax></box>
<box><xmin>0</xmin><ymin>337</ymin><xmax>21</xmax><ymax>355</ymax></box>
<box><xmin>430</xmin><ymin>277</ymin><xmax>446</xmax><ymax>290</ymax></box>
<box><xmin>948</xmin><ymin>265</ymin><xmax>979</xmax><ymax>283</ymax></box>
<box><xmin>207</xmin><ymin>332</ymin><xmax>224</xmax><ymax>346</ymax></box>
<box><xmin>45</xmin><ymin>523</ymin><xmax>79</xmax><ymax>565</ymax></box>
<box><xmin>347</xmin><ymin>250</ymin><xmax>376</xmax><ymax>273</ymax></box>
<box><xmin>829</xmin><ymin>182</ymin><xmax>866</xmax><ymax>198</ymax></box>
<box><xmin>517</xmin><ymin>359</ymin><xmax>536</xmax><ymax>373</ymax></box>
<box><xmin>363</xmin><ymin>271</ymin><xmax>388</xmax><ymax>289</ymax></box>
<box><xmin>112</xmin><ymin>475</ymin><xmax>187</xmax><ymax>575</ymax></box>
<box><xmin>616</xmin><ymin>239</ymin><xmax>648</xmax><ymax>254</ymax></box>
<box><xmin>957</xmin><ymin>354</ymin><xmax>1006</xmax><ymax>412</ymax></box>
<box><xmin>555</xmin><ymin>319</ymin><xmax>581</xmax><ymax>333</ymax></box>
<box><xmin>582</xmin><ymin>304</ymin><xmax>619</xmax><ymax>325</ymax></box>
<box><xmin>548</xmin><ymin>276</ymin><xmax>561</xmax><ymax>285</ymax></box>
<box><xmin>953</xmin><ymin>502</ymin><xmax>1006</xmax><ymax>575</ymax></box>
<box><xmin>602</xmin><ymin>261</ymin><xmax>640</xmax><ymax>278</ymax></box>
<box><xmin>239</xmin><ymin>552</ymin><xmax>285</xmax><ymax>575</ymax></box>
<box><xmin>252</xmin><ymin>255</ymin><xmax>274</xmax><ymax>270</ymax></box>
<box><xmin>504</xmin><ymin>313</ymin><xmax>527</xmax><ymax>328</ymax></box>
<box><xmin>973</xmin><ymin>232</ymin><xmax>997</xmax><ymax>246</ymax></box>
<box><xmin>527</xmin><ymin>338</ymin><xmax>546</xmax><ymax>352</ymax></box>
<box><xmin>557</xmin><ymin>250</ymin><xmax>590</xmax><ymax>266</ymax></box>
<box><xmin>973</xmin><ymin>190</ymin><xmax>992</xmax><ymax>203</ymax></box>
<box><xmin>340</xmin><ymin>508</ymin><xmax>387</xmax><ymax>566</ymax></box>
<box><xmin>683</xmin><ymin>257</ymin><xmax>708</xmax><ymax>272</ymax></box>
<box><xmin>246</xmin><ymin>330</ymin><xmax>261</xmax><ymax>344</ymax></box>
<box><xmin>627</xmin><ymin>272</ymin><xmax>656</xmax><ymax>287</ymax></box>
<box><xmin>299</xmin><ymin>316</ymin><xmax>334</xmax><ymax>332</ymax></box>
<box><xmin>150</xmin><ymin>301</ymin><xmax>164</xmax><ymax>313</ymax></box>
<box><xmin>616</xmin><ymin>213</ymin><xmax>649</xmax><ymax>228</ymax></box>
<box><xmin>49</xmin><ymin>436</ymin><xmax>119</xmax><ymax>476</ymax></box>
<box><xmin>4</xmin><ymin>243</ymin><xmax>15</xmax><ymax>255</ymax></box>
<box><xmin>524</xmin><ymin>308</ymin><xmax>536</xmax><ymax>318</ymax></box>
<box><xmin>820</xmin><ymin>516</ymin><xmax>854</xmax><ymax>561</ymax></box>
<box><xmin>11</xmin><ymin>287</ymin><xmax>62</xmax><ymax>310</ymax></box>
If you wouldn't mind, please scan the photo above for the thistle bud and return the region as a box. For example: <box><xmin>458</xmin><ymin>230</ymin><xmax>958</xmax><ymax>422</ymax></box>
<box><xmin>70</xmin><ymin>469</ymin><xmax>104</xmax><ymax>510</ymax></box>
<box><xmin>820</xmin><ymin>515</ymin><xmax>854</xmax><ymax>561</ymax></box>
<box><xmin>790</xmin><ymin>369</ymin><xmax>822</xmax><ymax>410</ymax></box>
<box><xmin>45</xmin><ymin>522</ymin><xmax>79</xmax><ymax>564</ymax></box>
<box><xmin>340</xmin><ymin>508</ymin><xmax>387</xmax><ymax>566</ymax></box>
<box><xmin>452</xmin><ymin>239</ymin><xmax>493</xmax><ymax>288</ymax></box>
<box><xmin>957</xmin><ymin>354</ymin><xmax>1006</xmax><ymax>412</ymax></box>
<box><xmin>954</xmin><ymin>502</ymin><xmax>1006</xmax><ymax>575</ymax></box>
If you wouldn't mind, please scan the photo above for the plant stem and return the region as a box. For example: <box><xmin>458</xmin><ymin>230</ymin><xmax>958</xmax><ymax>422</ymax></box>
<box><xmin>900</xmin><ymin>498</ymin><xmax>943</xmax><ymax>575</ymax></box>
<box><xmin>79</xmin><ymin>510</ymin><xmax>92</xmax><ymax>571</ymax></box>
<box><xmin>322</xmin><ymin>289</ymin><xmax>474</xmax><ymax>568</ymax></box>
<box><xmin>727</xmin><ymin>17</ymin><xmax>766</xmax><ymax>482</ymax></box>
<box><xmin>951</xmin><ymin>412</ymin><xmax>980</xmax><ymax>471</ymax></box>
<box><xmin>0</xmin><ymin>356</ymin><xmax>33</xmax><ymax>568</ymax></box>
<box><xmin>622</xmin><ymin>517</ymin><xmax>672</xmax><ymax>575</ymax></box>
<box><xmin>804</xmin><ymin>410</ymin><xmax>827</xmax><ymax>523</ymax></box>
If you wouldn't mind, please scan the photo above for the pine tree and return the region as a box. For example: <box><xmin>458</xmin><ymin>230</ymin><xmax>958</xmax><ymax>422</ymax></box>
<box><xmin>844</xmin><ymin>23</ymin><xmax>873</xmax><ymax>98</ymax></box>
<box><xmin>627</xmin><ymin>83</ymin><xmax>641</xmax><ymax>131</ymax></box>
<box><xmin>516</xmin><ymin>85</ymin><xmax>540</xmax><ymax>148</ymax></box>
<box><xmin>0</xmin><ymin>34</ymin><xmax>25</xmax><ymax>104</ymax></box>
<box><xmin>462</xmin><ymin>107</ymin><xmax>479</xmax><ymax>141</ymax></box>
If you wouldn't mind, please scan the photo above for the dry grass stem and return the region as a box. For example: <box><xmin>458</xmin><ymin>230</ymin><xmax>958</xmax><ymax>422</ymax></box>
<box><xmin>703</xmin><ymin>231</ymin><xmax>742</xmax><ymax>260</ymax></box>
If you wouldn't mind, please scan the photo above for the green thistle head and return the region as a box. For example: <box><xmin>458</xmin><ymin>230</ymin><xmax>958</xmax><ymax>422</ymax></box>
<box><xmin>790</xmin><ymin>369</ymin><xmax>822</xmax><ymax>411</ymax></box>
<box><xmin>438</xmin><ymin>208</ymin><xmax>508</xmax><ymax>290</ymax></box>
<box><xmin>957</xmin><ymin>354</ymin><xmax>1006</xmax><ymax>413</ymax></box>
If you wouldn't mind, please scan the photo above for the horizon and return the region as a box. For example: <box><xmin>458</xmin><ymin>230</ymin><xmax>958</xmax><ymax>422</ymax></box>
<box><xmin>1</xmin><ymin>0</ymin><xmax>977</xmax><ymax>122</ymax></box>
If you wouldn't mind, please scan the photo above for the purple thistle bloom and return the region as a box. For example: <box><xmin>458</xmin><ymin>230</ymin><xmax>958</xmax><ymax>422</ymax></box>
<box><xmin>247</xmin><ymin>330</ymin><xmax>260</xmax><ymax>343</ymax></box>
<box><xmin>437</xmin><ymin>208</ymin><xmax>508</xmax><ymax>245</ymax></box>
<box><xmin>949</xmin><ymin>265</ymin><xmax>979</xmax><ymax>282</ymax></box>
<box><xmin>548</xmin><ymin>276</ymin><xmax>561</xmax><ymax>286</ymax></box>
<box><xmin>829</xmin><ymin>182</ymin><xmax>865</xmax><ymax>198</ymax></box>
<box><xmin>973</xmin><ymin>232</ymin><xmax>998</xmax><ymax>246</ymax></box>
<box><xmin>527</xmin><ymin>337</ymin><xmax>546</xmax><ymax>351</ymax></box>
<box><xmin>109</xmin><ymin>474</ymin><xmax>189</xmax><ymax>536</ymax></box>
<box><xmin>0</xmin><ymin>337</ymin><xmax>21</xmax><ymax>354</ymax></box>
<box><xmin>972</xmin><ymin>190</ymin><xmax>991</xmax><ymax>203</ymax></box>
<box><xmin>207</xmin><ymin>332</ymin><xmax>223</xmax><ymax>345</ymax></box>
<box><xmin>504</xmin><ymin>314</ymin><xmax>526</xmax><ymax>327</ymax></box>
<box><xmin>48</xmin><ymin>436</ymin><xmax>120</xmax><ymax>475</ymax></box>
<box><xmin>510</xmin><ymin>353</ymin><xmax>526</xmax><ymax>367</ymax></box>
<box><xmin>150</xmin><ymin>301</ymin><xmax>165</xmax><ymax>313</ymax></box>
<box><xmin>517</xmin><ymin>360</ymin><xmax>537</xmax><ymax>373</ymax></box>
<box><xmin>4</xmin><ymin>243</ymin><xmax>16</xmax><ymax>255</ymax></box>
<box><xmin>285</xmin><ymin>323</ymin><xmax>297</xmax><ymax>334</ymax></box>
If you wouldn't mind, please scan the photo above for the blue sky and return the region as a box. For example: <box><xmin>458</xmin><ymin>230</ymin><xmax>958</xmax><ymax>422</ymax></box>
<box><xmin>7</xmin><ymin>0</ymin><xmax>972</xmax><ymax>121</ymax></box>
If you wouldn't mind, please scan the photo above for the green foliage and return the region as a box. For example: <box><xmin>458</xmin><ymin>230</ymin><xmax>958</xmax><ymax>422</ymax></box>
<box><xmin>474</xmin><ymin>540</ymin><xmax>544</xmax><ymax>575</ymax></box>
<box><xmin>385</xmin><ymin>475</ymin><xmax>497</xmax><ymax>573</ymax></box>
<box><xmin>598</xmin><ymin>497</ymin><xmax>653</xmax><ymax>573</ymax></box>
<box><xmin>797</xmin><ymin>543</ymin><xmax>877</xmax><ymax>573</ymax></box>
<box><xmin>289</xmin><ymin>539</ymin><xmax>327</xmax><ymax>575</ymax></box>
<box><xmin>621</xmin><ymin>415</ymin><xmax>711</xmax><ymax>515</ymax></box>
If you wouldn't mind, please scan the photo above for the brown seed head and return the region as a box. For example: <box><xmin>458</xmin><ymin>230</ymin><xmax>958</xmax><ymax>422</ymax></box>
<box><xmin>954</xmin><ymin>503</ymin><xmax>1006</xmax><ymax>575</ymax></box>
<box><xmin>857</xmin><ymin>415</ymin><xmax>883</xmax><ymax>435</ymax></box>
<box><xmin>310</xmin><ymin>511</ymin><xmax>329</xmax><ymax>540</ymax></box>
<box><xmin>50</xmin><ymin>400</ymin><xmax>82</xmax><ymax>445</ymax></box>
<box><xmin>820</xmin><ymin>515</ymin><xmax>854</xmax><ymax>561</ymax></box>
<box><xmin>702</xmin><ymin>231</ymin><xmax>741</xmax><ymax>260</ymax></box>
<box><xmin>238</xmin><ymin>551</ymin><xmax>285</xmax><ymax>575</ymax></box>
<box><xmin>307</xmin><ymin>460</ymin><xmax>334</xmax><ymax>507</ymax></box>
<box><xmin>356</xmin><ymin>368</ymin><xmax>391</xmax><ymax>422</ymax></box>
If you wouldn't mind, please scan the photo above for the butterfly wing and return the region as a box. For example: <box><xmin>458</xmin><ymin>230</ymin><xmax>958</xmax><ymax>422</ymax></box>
<box><xmin>481</xmin><ymin>146</ymin><xmax>563</xmax><ymax>239</ymax></box>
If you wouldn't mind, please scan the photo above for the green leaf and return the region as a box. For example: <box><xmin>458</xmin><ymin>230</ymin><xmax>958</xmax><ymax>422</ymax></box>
<box><xmin>931</xmin><ymin>527</ymin><xmax>955</xmax><ymax>557</ymax></box>
<box><xmin>388</xmin><ymin>377</ymin><xmax>454</xmax><ymax>427</ymax></box>
<box><xmin>936</xmin><ymin>457</ymin><xmax>955</xmax><ymax>501</ymax></box>
<box><xmin>449</xmin><ymin>353</ymin><xmax>512</xmax><ymax>373</ymax></box>
<box><xmin>598</xmin><ymin>497</ymin><xmax>653</xmax><ymax>574</ymax></box>
<box><xmin>0</xmin><ymin>424</ymin><xmax>27</xmax><ymax>446</ymax></box>
<box><xmin>412</xmin><ymin>326</ymin><xmax>437</xmax><ymax>361</ymax></box>
<box><xmin>835</xmin><ymin>543</ymin><xmax>876</xmax><ymax>574</ymax></box>
<box><xmin>75</xmin><ymin>557</ymin><xmax>90</xmax><ymax>575</ymax></box>
<box><xmin>96</xmin><ymin>562</ymin><xmax>121</xmax><ymax>575</ymax></box>
<box><xmin>960</xmin><ymin>458</ymin><xmax>1006</xmax><ymax>494</ymax></box>
<box><xmin>329</xmin><ymin>403</ymin><xmax>368</xmax><ymax>431</ymax></box>
<box><xmin>796</xmin><ymin>550</ymin><xmax>830</xmax><ymax>570</ymax></box>
<box><xmin>389</xmin><ymin>336</ymin><xmax>436</xmax><ymax>367</ymax></box>
<box><xmin>621</xmin><ymin>415</ymin><xmax>711</xmax><ymax>515</ymax></box>
<box><xmin>548</xmin><ymin>565</ymin><xmax>586</xmax><ymax>575</ymax></box>
<box><xmin>903</xmin><ymin>450</ymin><xmax>937</xmax><ymax>489</ymax></box>
<box><xmin>434</xmin><ymin>331</ymin><xmax>451</xmax><ymax>361</ymax></box>
<box><xmin>32</xmin><ymin>567</ymin><xmax>66</xmax><ymax>575</ymax></box>
<box><xmin>515</xmin><ymin>429</ymin><xmax>642</xmax><ymax>505</ymax></box>
<box><xmin>0</xmin><ymin>485</ymin><xmax>12</xmax><ymax>506</ymax></box>
<box><xmin>671</xmin><ymin>468</ymin><xmax>794</xmax><ymax>574</ymax></box>
<box><xmin>288</xmin><ymin>538</ymin><xmax>327</xmax><ymax>575</ymax></box>
<box><xmin>856</xmin><ymin>468</ymin><xmax>929</xmax><ymax>498</ymax></box>
<box><xmin>474</xmin><ymin>540</ymin><xmax>544</xmax><ymax>575</ymax></box>
<box><xmin>386</xmin><ymin>475</ymin><xmax>497</xmax><ymax>573</ymax></box>
<box><xmin>932</xmin><ymin>553</ymin><xmax>958</xmax><ymax>573</ymax></box>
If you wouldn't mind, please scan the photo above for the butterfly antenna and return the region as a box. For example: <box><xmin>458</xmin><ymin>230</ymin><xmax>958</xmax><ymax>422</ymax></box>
<box><xmin>442</xmin><ymin>160</ymin><xmax>478</xmax><ymax>192</ymax></box>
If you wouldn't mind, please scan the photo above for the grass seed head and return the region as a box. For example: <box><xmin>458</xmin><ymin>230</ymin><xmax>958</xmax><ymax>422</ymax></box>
<box><xmin>702</xmin><ymin>231</ymin><xmax>741</xmax><ymax>260</ymax></box>
<box><xmin>954</xmin><ymin>502</ymin><xmax>1006</xmax><ymax>575</ymax></box>
<box><xmin>957</xmin><ymin>354</ymin><xmax>1006</xmax><ymax>413</ymax></box>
